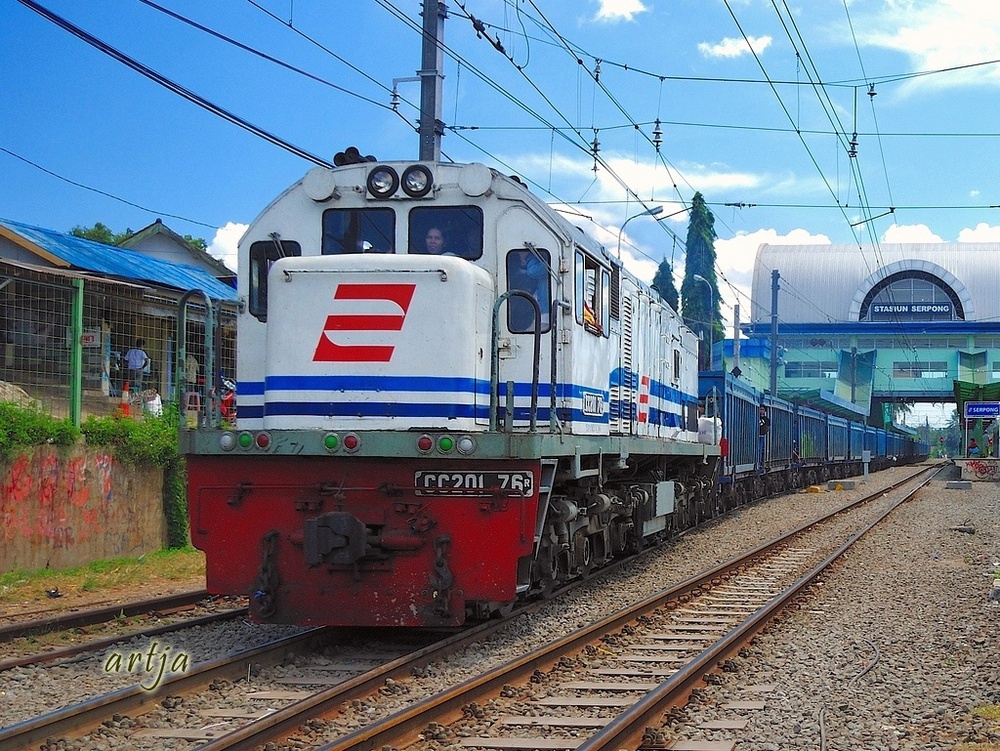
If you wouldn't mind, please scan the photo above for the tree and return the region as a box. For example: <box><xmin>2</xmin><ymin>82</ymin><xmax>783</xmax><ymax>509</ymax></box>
<box><xmin>71</xmin><ymin>222</ymin><xmax>132</xmax><ymax>245</ymax></box>
<box><xmin>680</xmin><ymin>192</ymin><xmax>721</xmax><ymax>370</ymax></box>
<box><xmin>652</xmin><ymin>259</ymin><xmax>679</xmax><ymax>312</ymax></box>
<box><xmin>183</xmin><ymin>235</ymin><xmax>208</xmax><ymax>252</ymax></box>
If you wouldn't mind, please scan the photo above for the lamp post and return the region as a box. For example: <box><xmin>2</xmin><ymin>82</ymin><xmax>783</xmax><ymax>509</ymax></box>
<box><xmin>616</xmin><ymin>205</ymin><xmax>664</xmax><ymax>258</ymax></box>
<box><xmin>693</xmin><ymin>273</ymin><xmax>714</xmax><ymax>370</ymax></box>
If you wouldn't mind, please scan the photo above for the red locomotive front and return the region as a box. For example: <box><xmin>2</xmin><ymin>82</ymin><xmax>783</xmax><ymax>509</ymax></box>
<box><xmin>188</xmin><ymin>454</ymin><xmax>539</xmax><ymax>627</ymax></box>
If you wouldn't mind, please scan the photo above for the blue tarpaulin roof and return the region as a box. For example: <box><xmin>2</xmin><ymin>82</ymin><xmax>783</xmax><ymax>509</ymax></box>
<box><xmin>0</xmin><ymin>218</ymin><xmax>238</xmax><ymax>302</ymax></box>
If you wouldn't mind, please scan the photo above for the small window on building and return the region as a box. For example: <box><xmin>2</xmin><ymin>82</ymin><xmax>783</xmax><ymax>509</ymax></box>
<box><xmin>248</xmin><ymin>240</ymin><xmax>302</xmax><ymax>322</ymax></box>
<box><xmin>575</xmin><ymin>250</ymin><xmax>609</xmax><ymax>337</ymax></box>
<box><xmin>322</xmin><ymin>208</ymin><xmax>395</xmax><ymax>254</ymax></box>
<box><xmin>672</xmin><ymin>349</ymin><xmax>681</xmax><ymax>383</ymax></box>
<box><xmin>408</xmin><ymin>206</ymin><xmax>483</xmax><ymax>259</ymax></box>
<box><xmin>507</xmin><ymin>248</ymin><xmax>551</xmax><ymax>333</ymax></box>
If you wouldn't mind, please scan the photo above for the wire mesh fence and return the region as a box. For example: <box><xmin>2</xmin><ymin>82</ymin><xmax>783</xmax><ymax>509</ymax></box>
<box><xmin>1</xmin><ymin>263</ymin><xmax>235</xmax><ymax>423</ymax></box>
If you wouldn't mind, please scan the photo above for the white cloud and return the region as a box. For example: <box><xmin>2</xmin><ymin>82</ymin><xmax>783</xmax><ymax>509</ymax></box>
<box><xmin>861</xmin><ymin>1</ymin><xmax>1000</xmax><ymax>89</ymax></box>
<box><xmin>957</xmin><ymin>222</ymin><xmax>1000</xmax><ymax>242</ymax></box>
<box><xmin>881</xmin><ymin>223</ymin><xmax>943</xmax><ymax>242</ymax></box>
<box><xmin>698</xmin><ymin>35</ymin><xmax>772</xmax><ymax>59</ymax></box>
<box><xmin>594</xmin><ymin>0</ymin><xmax>649</xmax><ymax>22</ymax></box>
<box><xmin>714</xmin><ymin>228</ymin><xmax>830</xmax><ymax>326</ymax></box>
<box><xmin>208</xmin><ymin>222</ymin><xmax>247</xmax><ymax>273</ymax></box>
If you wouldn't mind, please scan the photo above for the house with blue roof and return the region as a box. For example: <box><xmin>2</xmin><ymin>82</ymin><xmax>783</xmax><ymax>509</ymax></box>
<box><xmin>0</xmin><ymin>217</ymin><xmax>240</xmax><ymax>422</ymax></box>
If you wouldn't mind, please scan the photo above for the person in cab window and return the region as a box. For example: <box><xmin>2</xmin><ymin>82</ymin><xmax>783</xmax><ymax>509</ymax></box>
<box><xmin>510</xmin><ymin>250</ymin><xmax>549</xmax><ymax>331</ymax></box>
<box><xmin>424</xmin><ymin>227</ymin><xmax>445</xmax><ymax>254</ymax></box>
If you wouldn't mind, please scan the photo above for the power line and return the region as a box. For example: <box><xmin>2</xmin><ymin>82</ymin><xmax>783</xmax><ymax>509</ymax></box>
<box><xmin>1</xmin><ymin>146</ymin><xmax>219</xmax><ymax>229</ymax></box>
<box><xmin>19</xmin><ymin>0</ymin><xmax>335</xmax><ymax>169</ymax></box>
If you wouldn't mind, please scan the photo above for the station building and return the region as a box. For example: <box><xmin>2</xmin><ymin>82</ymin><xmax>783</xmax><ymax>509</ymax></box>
<box><xmin>730</xmin><ymin>242</ymin><xmax>1000</xmax><ymax>426</ymax></box>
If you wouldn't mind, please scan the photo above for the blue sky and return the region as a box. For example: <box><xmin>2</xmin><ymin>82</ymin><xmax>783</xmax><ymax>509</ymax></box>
<box><xmin>4</xmin><ymin>0</ymin><xmax>1000</xmax><ymax>341</ymax></box>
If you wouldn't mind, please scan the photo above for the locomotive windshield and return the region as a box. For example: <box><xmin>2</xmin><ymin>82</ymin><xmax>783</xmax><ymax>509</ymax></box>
<box><xmin>322</xmin><ymin>208</ymin><xmax>395</xmax><ymax>254</ymax></box>
<box><xmin>408</xmin><ymin>206</ymin><xmax>484</xmax><ymax>260</ymax></box>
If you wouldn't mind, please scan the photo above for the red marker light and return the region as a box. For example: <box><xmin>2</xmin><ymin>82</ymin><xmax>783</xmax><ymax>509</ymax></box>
<box><xmin>255</xmin><ymin>432</ymin><xmax>271</xmax><ymax>449</ymax></box>
<box><xmin>343</xmin><ymin>433</ymin><xmax>360</xmax><ymax>452</ymax></box>
<box><xmin>417</xmin><ymin>434</ymin><xmax>433</xmax><ymax>452</ymax></box>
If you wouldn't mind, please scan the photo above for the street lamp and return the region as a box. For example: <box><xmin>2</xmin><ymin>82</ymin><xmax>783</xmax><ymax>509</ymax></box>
<box><xmin>693</xmin><ymin>273</ymin><xmax>714</xmax><ymax>370</ymax></box>
<box><xmin>616</xmin><ymin>205</ymin><xmax>664</xmax><ymax>258</ymax></box>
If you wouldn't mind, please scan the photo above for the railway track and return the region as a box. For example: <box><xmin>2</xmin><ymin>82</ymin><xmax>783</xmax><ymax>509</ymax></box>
<box><xmin>0</xmin><ymin>590</ymin><xmax>247</xmax><ymax>672</ymax></box>
<box><xmin>0</xmin><ymin>465</ymin><xmax>937</xmax><ymax>751</ymax></box>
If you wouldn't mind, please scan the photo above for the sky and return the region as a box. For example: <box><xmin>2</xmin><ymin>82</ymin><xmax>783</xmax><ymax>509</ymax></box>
<box><xmin>5</xmin><ymin>0</ymin><xmax>1000</xmax><ymax>426</ymax></box>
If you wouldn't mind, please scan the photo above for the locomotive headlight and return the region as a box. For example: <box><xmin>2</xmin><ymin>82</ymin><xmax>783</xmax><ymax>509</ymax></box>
<box><xmin>457</xmin><ymin>435</ymin><xmax>476</xmax><ymax>455</ymax></box>
<box><xmin>401</xmin><ymin>165</ymin><xmax>433</xmax><ymax>197</ymax></box>
<box><xmin>219</xmin><ymin>433</ymin><xmax>236</xmax><ymax>451</ymax></box>
<box><xmin>366</xmin><ymin>166</ymin><xmax>399</xmax><ymax>198</ymax></box>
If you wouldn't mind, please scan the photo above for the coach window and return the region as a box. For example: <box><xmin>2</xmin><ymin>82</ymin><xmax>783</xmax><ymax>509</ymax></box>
<box><xmin>507</xmin><ymin>248</ymin><xmax>551</xmax><ymax>333</ymax></box>
<box><xmin>249</xmin><ymin>239</ymin><xmax>302</xmax><ymax>322</ymax></box>
<box><xmin>322</xmin><ymin>208</ymin><xmax>395</xmax><ymax>254</ymax></box>
<box><xmin>408</xmin><ymin>206</ymin><xmax>484</xmax><ymax>260</ymax></box>
<box><xmin>575</xmin><ymin>250</ymin><xmax>610</xmax><ymax>337</ymax></box>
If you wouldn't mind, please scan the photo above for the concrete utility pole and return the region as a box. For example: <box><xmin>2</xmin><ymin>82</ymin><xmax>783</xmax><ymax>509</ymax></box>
<box><xmin>769</xmin><ymin>269</ymin><xmax>779</xmax><ymax>395</ymax></box>
<box><xmin>418</xmin><ymin>0</ymin><xmax>447</xmax><ymax>161</ymax></box>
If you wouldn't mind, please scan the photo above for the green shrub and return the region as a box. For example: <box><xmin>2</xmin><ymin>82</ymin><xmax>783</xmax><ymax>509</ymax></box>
<box><xmin>0</xmin><ymin>402</ymin><xmax>80</xmax><ymax>462</ymax></box>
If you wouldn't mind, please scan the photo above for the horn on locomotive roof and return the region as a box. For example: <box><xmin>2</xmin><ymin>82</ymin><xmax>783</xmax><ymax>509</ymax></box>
<box><xmin>334</xmin><ymin>146</ymin><xmax>377</xmax><ymax>166</ymax></box>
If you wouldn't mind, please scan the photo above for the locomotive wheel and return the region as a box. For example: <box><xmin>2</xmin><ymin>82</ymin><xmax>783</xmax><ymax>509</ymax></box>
<box><xmin>574</xmin><ymin>530</ymin><xmax>594</xmax><ymax>578</ymax></box>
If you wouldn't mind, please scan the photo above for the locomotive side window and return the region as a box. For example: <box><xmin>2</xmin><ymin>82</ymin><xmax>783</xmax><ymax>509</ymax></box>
<box><xmin>322</xmin><ymin>208</ymin><xmax>395</xmax><ymax>254</ymax></box>
<box><xmin>248</xmin><ymin>239</ymin><xmax>301</xmax><ymax>322</ymax></box>
<box><xmin>575</xmin><ymin>250</ymin><xmax>610</xmax><ymax>337</ymax></box>
<box><xmin>506</xmin><ymin>248</ymin><xmax>551</xmax><ymax>333</ymax></box>
<box><xmin>408</xmin><ymin>206</ymin><xmax>484</xmax><ymax>260</ymax></box>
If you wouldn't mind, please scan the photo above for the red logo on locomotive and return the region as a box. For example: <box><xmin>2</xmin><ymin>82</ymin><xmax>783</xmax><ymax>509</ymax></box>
<box><xmin>313</xmin><ymin>283</ymin><xmax>416</xmax><ymax>362</ymax></box>
<box><xmin>637</xmin><ymin>375</ymin><xmax>650</xmax><ymax>423</ymax></box>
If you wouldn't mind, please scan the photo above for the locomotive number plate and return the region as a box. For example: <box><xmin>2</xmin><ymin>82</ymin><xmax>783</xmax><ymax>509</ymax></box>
<box><xmin>414</xmin><ymin>471</ymin><xmax>534</xmax><ymax>497</ymax></box>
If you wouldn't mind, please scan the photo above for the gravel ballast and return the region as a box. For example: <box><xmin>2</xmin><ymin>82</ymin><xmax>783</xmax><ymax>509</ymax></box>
<box><xmin>5</xmin><ymin>463</ymin><xmax>998</xmax><ymax>751</ymax></box>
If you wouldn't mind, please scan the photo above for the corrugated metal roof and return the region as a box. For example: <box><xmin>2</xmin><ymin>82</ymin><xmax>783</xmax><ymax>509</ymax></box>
<box><xmin>0</xmin><ymin>218</ymin><xmax>238</xmax><ymax>302</ymax></box>
<box><xmin>751</xmin><ymin>242</ymin><xmax>1000</xmax><ymax>324</ymax></box>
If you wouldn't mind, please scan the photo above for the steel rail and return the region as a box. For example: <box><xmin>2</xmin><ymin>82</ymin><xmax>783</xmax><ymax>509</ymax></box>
<box><xmin>0</xmin><ymin>589</ymin><xmax>214</xmax><ymax>642</ymax></box>
<box><xmin>306</xmin><ymin>464</ymin><xmax>940</xmax><ymax>751</ymax></box>
<box><xmin>0</xmin><ymin>607</ymin><xmax>246</xmax><ymax>672</ymax></box>
<box><xmin>576</xmin><ymin>464</ymin><xmax>943</xmax><ymax>750</ymax></box>
<box><xmin>0</xmin><ymin>629</ymin><xmax>329</xmax><ymax>751</ymax></box>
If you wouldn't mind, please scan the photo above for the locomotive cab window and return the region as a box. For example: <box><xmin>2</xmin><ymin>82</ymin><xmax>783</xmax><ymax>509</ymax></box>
<box><xmin>506</xmin><ymin>248</ymin><xmax>551</xmax><ymax>333</ymax></box>
<box><xmin>408</xmin><ymin>206</ymin><xmax>484</xmax><ymax>260</ymax></box>
<box><xmin>575</xmin><ymin>250</ymin><xmax>610</xmax><ymax>337</ymax></box>
<box><xmin>322</xmin><ymin>208</ymin><xmax>395</xmax><ymax>255</ymax></box>
<box><xmin>248</xmin><ymin>239</ymin><xmax>302</xmax><ymax>322</ymax></box>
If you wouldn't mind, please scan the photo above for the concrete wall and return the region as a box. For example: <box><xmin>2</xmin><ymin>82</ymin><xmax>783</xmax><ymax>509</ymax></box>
<box><xmin>0</xmin><ymin>445</ymin><xmax>166</xmax><ymax>571</ymax></box>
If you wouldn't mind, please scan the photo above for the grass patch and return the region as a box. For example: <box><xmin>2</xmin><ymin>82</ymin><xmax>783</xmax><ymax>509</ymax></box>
<box><xmin>972</xmin><ymin>705</ymin><xmax>1000</xmax><ymax>721</ymax></box>
<box><xmin>0</xmin><ymin>548</ymin><xmax>205</xmax><ymax>606</ymax></box>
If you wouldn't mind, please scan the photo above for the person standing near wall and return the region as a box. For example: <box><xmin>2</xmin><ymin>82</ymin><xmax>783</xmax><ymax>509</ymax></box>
<box><xmin>125</xmin><ymin>338</ymin><xmax>150</xmax><ymax>392</ymax></box>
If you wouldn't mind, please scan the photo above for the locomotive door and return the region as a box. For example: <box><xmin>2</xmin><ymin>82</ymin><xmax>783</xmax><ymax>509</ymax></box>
<box><xmin>495</xmin><ymin>206</ymin><xmax>562</xmax><ymax>431</ymax></box>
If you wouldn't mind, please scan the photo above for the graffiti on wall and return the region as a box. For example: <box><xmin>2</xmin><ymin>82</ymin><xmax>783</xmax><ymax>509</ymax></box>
<box><xmin>2</xmin><ymin>450</ymin><xmax>116</xmax><ymax>548</ymax></box>
<box><xmin>1</xmin><ymin>444</ymin><xmax>165</xmax><ymax>571</ymax></box>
